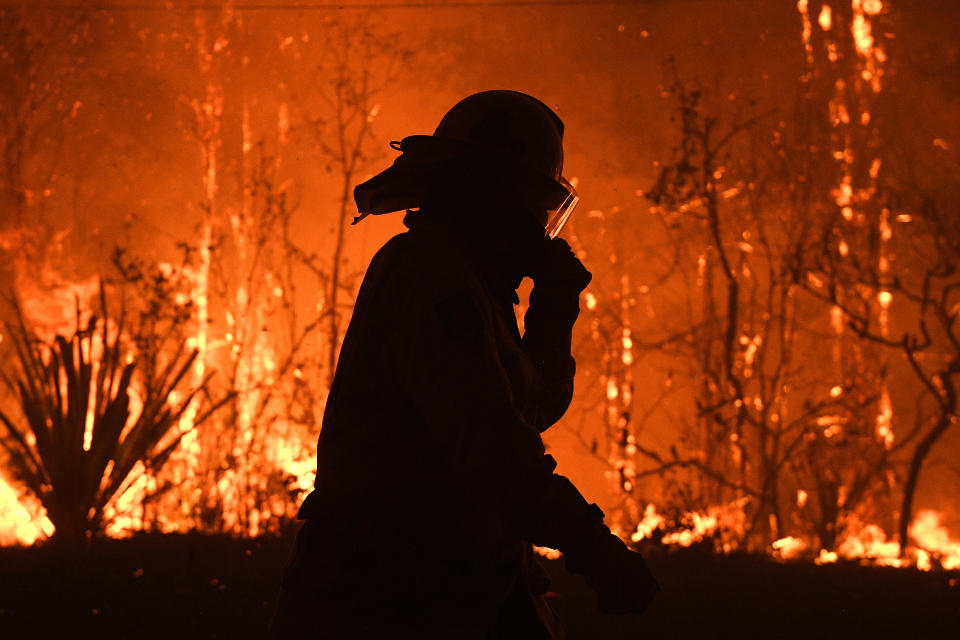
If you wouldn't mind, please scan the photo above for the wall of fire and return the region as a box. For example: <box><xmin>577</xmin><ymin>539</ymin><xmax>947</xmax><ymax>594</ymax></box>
<box><xmin>0</xmin><ymin>0</ymin><xmax>958</xmax><ymax>563</ymax></box>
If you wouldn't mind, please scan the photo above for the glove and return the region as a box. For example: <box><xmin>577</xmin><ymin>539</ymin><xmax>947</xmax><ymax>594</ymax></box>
<box><xmin>516</xmin><ymin>472</ymin><xmax>658</xmax><ymax>615</ymax></box>
<box><xmin>566</xmin><ymin>525</ymin><xmax>660</xmax><ymax>615</ymax></box>
<box><xmin>528</xmin><ymin>237</ymin><xmax>592</xmax><ymax>295</ymax></box>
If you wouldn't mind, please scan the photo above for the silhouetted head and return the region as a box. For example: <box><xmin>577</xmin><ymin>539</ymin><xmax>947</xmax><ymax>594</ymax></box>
<box><xmin>353</xmin><ymin>90</ymin><xmax>579</xmax><ymax>281</ymax></box>
<box><xmin>428</xmin><ymin>90</ymin><xmax>568</xmax><ymax>224</ymax></box>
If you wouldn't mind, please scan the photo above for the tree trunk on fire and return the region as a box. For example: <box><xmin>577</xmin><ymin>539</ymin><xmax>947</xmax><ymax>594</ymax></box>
<box><xmin>898</xmin><ymin>386</ymin><xmax>956</xmax><ymax>550</ymax></box>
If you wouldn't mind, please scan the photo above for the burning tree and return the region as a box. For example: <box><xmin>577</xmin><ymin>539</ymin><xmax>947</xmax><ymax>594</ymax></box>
<box><xmin>561</xmin><ymin>1</ymin><xmax>924</xmax><ymax>556</ymax></box>
<box><xmin>792</xmin><ymin>0</ymin><xmax>960</xmax><ymax>558</ymax></box>
<box><xmin>130</xmin><ymin>9</ymin><xmax>414</xmax><ymax>536</ymax></box>
<box><xmin>184</xmin><ymin>145</ymin><xmax>329</xmax><ymax>536</ymax></box>
<box><xmin>0</xmin><ymin>286</ymin><xmax>220</xmax><ymax>545</ymax></box>
<box><xmin>804</xmin><ymin>105</ymin><xmax>960</xmax><ymax>555</ymax></box>
<box><xmin>564</xmin><ymin>196</ymin><xmax>697</xmax><ymax>536</ymax></box>
<box><xmin>640</xmin><ymin>71</ymin><xmax>893</xmax><ymax>550</ymax></box>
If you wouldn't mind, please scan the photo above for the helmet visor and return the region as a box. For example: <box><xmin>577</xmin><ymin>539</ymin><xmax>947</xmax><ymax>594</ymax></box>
<box><xmin>544</xmin><ymin>176</ymin><xmax>579</xmax><ymax>239</ymax></box>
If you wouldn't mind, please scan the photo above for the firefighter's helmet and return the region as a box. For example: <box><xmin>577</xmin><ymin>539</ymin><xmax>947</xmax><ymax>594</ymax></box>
<box><xmin>353</xmin><ymin>90</ymin><xmax>579</xmax><ymax>238</ymax></box>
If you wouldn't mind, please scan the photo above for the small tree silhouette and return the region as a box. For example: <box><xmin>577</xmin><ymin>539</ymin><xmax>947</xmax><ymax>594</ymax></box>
<box><xmin>308</xmin><ymin>17</ymin><xmax>413</xmax><ymax>388</ymax></box>
<box><xmin>0</xmin><ymin>290</ymin><xmax>221</xmax><ymax>545</ymax></box>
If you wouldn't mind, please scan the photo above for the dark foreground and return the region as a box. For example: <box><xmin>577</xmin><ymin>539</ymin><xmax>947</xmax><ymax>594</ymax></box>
<box><xmin>1</xmin><ymin>531</ymin><xmax>957</xmax><ymax>639</ymax></box>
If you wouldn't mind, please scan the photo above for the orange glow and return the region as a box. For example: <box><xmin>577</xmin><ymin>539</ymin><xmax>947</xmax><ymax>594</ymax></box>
<box><xmin>3</xmin><ymin>247</ymin><xmax>958</xmax><ymax>572</ymax></box>
<box><xmin>910</xmin><ymin>511</ymin><xmax>960</xmax><ymax>571</ymax></box>
<box><xmin>772</xmin><ymin>536</ymin><xmax>807</xmax><ymax>560</ymax></box>
<box><xmin>0</xmin><ymin>474</ymin><xmax>54</xmax><ymax>546</ymax></box>
<box><xmin>797</xmin><ymin>0</ymin><xmax>815</xmax><ymax>64</ymax></box>
<box><xmin>815</xmin><ymin>549</ymin><xmax>839</xmax><ymax>565</ymax></box>
<box><xmin>533</xmin><ymin>545</ymin><xmax>563</xmax><ymax>560</ymax></box>
<box><xmin>630</xmin><ymin>504</ymin><xmax>667</xmax><ymax>543</ymax></box>
<box><xmin>0</xmin><ymin>5</ymin><xmax>955</xmax><ymax>599</ymax></box>
<box><xmin>818</xmin><ymin>5</ymin><xmax>832</xmax><ymax>31</ymax></box>
<box><xmin>661</xmin><ymin>510</ymin><xmax>719</xmax><ymax>547</ymax></box>
<box><xmin>837</xmin><ymin>517</ymin><xmax>905</xmax><ymax>567</ymax></box>
<box><xmin>851</xmin><ymin>0</ymin><xmax>887</xmax><ymax>93</ymax></box>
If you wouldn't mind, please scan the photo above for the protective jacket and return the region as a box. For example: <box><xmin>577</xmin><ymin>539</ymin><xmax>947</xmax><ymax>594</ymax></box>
<box><xmin>272</xmin><ymin>211</ymin><xmax>599</xmax><ymax>638</ymax></box>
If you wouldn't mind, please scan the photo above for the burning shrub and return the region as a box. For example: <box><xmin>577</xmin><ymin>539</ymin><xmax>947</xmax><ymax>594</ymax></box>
<box><xmin>0</xmin><ymin>289</ymin><xmax>221</xmax><ymax>545</ymax></box>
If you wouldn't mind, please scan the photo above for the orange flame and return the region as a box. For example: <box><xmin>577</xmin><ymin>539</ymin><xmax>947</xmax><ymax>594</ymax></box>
<box><xmin>0</xmin><ymin>474</ymin><xmax>54</xmax><ymax>545</ymax></box>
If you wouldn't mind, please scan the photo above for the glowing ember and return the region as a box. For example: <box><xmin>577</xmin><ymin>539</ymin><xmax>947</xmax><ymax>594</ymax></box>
<box><xmin>815</xmin><ymin>549</ymin><xmax>839</xmax><ymax>565</ymax></box>
<box><xmin>797</xmin><ymin>0</ymin><xmax>815</xmax><ymax>65</ymax></box>
<box><xmin>877</xmin><ymin>290</ymin><xmax>893</xmax><ymax>309</ymax></box>
<box><xmin>818</xmin><ymin>5</ymin><xmax>832</xmax><ymax>31</ymax></box>
<box><xmin>630</xmin><ymin>504</ymin><xmax>667</xmax><ymax>543</ymax></box>
<box><xmin>533</xmin><ymin>545</ymin><xmax>563</xmax><ymax>560</ymax></box>
<box><xmin>772</xmin><ymin>536</ymin><xmax>807</xmax><ymax>560</ymax></box>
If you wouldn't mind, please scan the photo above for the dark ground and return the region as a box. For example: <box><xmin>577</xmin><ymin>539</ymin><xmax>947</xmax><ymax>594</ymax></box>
<box><xmin>0</xmin><ymin>530</ymin><xmax>957</xmax><ymax>639</ymax></box>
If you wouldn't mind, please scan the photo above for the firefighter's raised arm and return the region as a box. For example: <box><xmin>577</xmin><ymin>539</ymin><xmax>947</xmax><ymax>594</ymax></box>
<box><xmin>523</xmin><ymin>236</ymin><xmax>594</xmax><ymax>431</ymax></box>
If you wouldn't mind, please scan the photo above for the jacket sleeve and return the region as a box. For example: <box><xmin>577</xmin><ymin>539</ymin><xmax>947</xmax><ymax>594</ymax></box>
<box><xmin>521</xmin><ymin>286</ymin><xmax>579</xmax><ymax>432</ymax></box>
<box><xmin>388</xmin><ymin>268</ymin><xmax>602</xmax><ymax>553</ymax></box>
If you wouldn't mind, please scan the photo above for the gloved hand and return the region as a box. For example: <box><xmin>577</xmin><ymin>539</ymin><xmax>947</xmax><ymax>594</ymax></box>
<box><xmin>586</xmin><ymin>532</ymin><xmax>660</xmax><ymax>614</ymax></box>
<box><xmin>528</xmin><ymin>237</ymin><xmax>592</xmax><ymax>295</ymax></box>
<box><xmin>519</xmin><ymin>475</ymin><xmax>658</xmax><ymax>615</ymax></box>
<box><xmin>566</xmin><ymin>526</ymin><xmax>660</xmax><ymax>615</ymax></box>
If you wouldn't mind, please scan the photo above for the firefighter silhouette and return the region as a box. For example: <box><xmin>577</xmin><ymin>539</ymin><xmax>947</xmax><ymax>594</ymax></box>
<box><xmin>271</xmin><ymin>90</ymin><xmax>658</xmax><ymax>639</ymax></box>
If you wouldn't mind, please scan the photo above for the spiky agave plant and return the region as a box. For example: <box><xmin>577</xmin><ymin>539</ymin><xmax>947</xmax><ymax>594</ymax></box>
<box><xmin>0</xmin><ymin>291</ymin><xmax>221</xmax><ymax>544</ymax></box>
